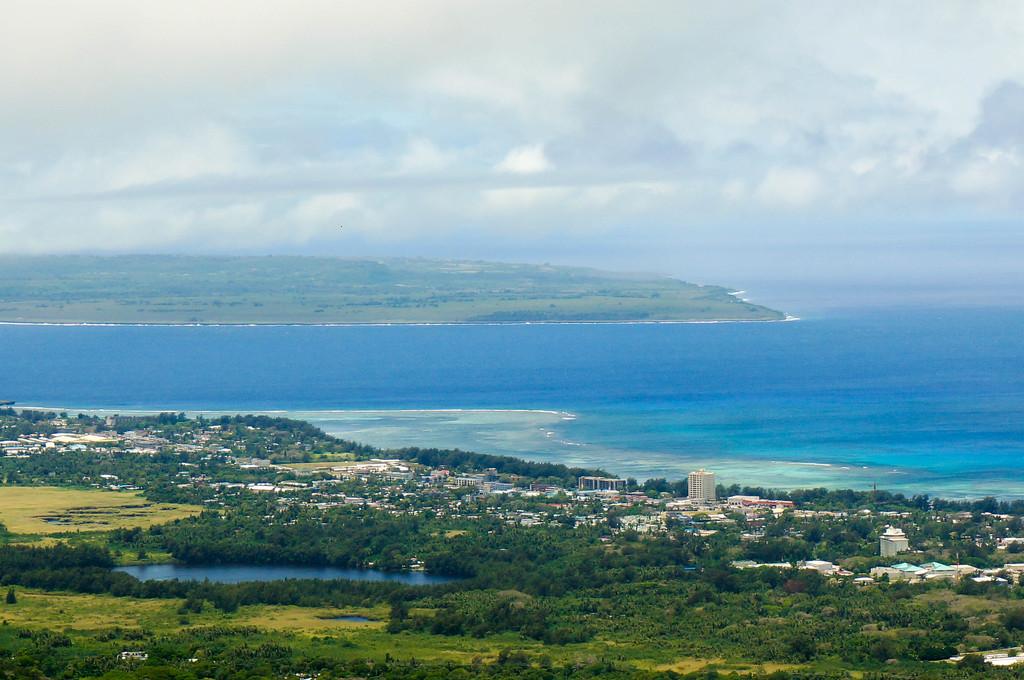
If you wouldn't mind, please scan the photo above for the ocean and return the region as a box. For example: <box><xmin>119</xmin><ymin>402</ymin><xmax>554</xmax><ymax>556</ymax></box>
<box><xmin>2</xmin><ymin>307</ymin><xmax>1022</xmax><ymax>498</ymax></box>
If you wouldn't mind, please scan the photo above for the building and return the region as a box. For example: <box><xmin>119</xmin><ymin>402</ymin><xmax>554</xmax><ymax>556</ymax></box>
<box><xmin>870</xmin><ymin>561</ymin><xmax>955</xmax><ymax>582</ymax></box>
<box><xmin>726</xmin><ymin>495</ymin><xmax>795</xmax><ymax>510</ymax></box>
<box><xmin>918</xmin><ymin>561</ymin><xmax>957</xmax><ymax>580</ymax></box>
<box><xmin>799</xmin><ymin>559</ymin><xmax>839</xmax><ymax>575</ymax></box>
<box><xmin>688</xmin><ymin>469</ymin><xmax>716</xmax><ymax>502</ymax></box>
<box><xmin>871</xmin><ymin>563</ymin><xmax>924</xmax><ymax>581</ymax></box>
<box><xmin>578</xmin><ymin>476</ymin><xmax>626</xmax><ymax>492</ymax></box>
<box><xmin>618</xmin><ymin>514</ymin><xmax>666</xmax><ymax>534</ymax></box>
<box><xmin>451</xmin><ymin>475</ymin><xmax>486</xmax><ymax>488</ymax></box>
<box><xmin>879</xmin><ymin>525</ymin><xmax>910</xmax><ymax>557</ymax></box>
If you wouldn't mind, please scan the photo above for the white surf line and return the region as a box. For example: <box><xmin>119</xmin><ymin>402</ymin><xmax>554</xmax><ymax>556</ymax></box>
<box><xmin>726</xmin><ymin>290</ymin><xmax>801</xmax><ymax>323</ymax></box>
<box><xmin>294</xmin><ymin>408</ymin><xmax>578</xmax><ymax>419</ymax></box>
<box><xmin>0</xmin><ymin>316</ymin><xmax>798</xmax><ymax>328</ymax></box>
<box><xmin>15</xmin><ymin>405</ymin><xmax>579</xmax><ymax>419</ymax></box>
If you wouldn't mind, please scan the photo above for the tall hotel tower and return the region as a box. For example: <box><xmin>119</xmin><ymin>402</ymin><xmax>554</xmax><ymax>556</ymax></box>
<box><xmin>688</xmin><ymin>469</ymin><xmax>716</xmax><ymax>502</ymax></box>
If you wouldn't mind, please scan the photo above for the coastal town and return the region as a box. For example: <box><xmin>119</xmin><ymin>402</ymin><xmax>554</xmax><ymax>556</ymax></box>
<box><xmin>6</xmin><ymin>409</ymin><xmax>1024</xmax><ymax>595</ymax></box>
<box><xmin>6</xmin><ymin>408</ymin><xmax>1024</xmax><ymax>675</ymax></box>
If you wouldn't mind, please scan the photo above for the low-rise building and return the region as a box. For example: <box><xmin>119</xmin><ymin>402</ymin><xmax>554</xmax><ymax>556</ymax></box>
<box><xmin>452</xmin><ymin>475</ymin><xmax>486</xmax><ymax>488</ymax></box>
<box><xmin>871</xmin><ymin>561</ymin><xmax>957</xmax><ymax>582</ymax></box>
<box><xmin>578</xmin><ymin>476</ymin><xmax>626</xmax><ymax>492</ymax></box>
<box><xmin>800</xmin><ymin>560</ymin><xmax>839</xmax><ymax>575</ymax></box>
<box><xmin>726</xmin><ymin>495</ymin><xmax>795</xmax><ymax>511</ymax></box>
<box><xmin>731</xmin><ymin>560</ymin><xmax>793</xmax><ymax>570</ymax></box>
<box><xmin>618</xmin><ymin>514</ymin><xmax>666</xmax><ymax>534</ymax></box>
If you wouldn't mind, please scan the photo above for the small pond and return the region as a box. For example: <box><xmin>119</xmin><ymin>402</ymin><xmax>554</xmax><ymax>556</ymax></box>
<box><xmin>331</xmin><ymin>616</ymin><xmax>375</xmax><ymax>623</ymax></box>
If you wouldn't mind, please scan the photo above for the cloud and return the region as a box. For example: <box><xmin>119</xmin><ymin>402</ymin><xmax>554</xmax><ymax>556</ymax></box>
<box><xmin>481</xmin><ymin>186</ymin><xmax>566</xmax><ymax>211</ymax></box>
<box><xmin>30</xmin><ymin>125</ymin><xmax>253</xmax><ymax>196</ymax></box>
<box><xmin>290</xmin><ymin>193</ymin><xmax>362</xmax><ymax>225</ymax></box>
<box><xmin>755</xmin><ymin>168</ymin><xmax>822</xmax><ymax>207</ymax></box>
<box><xmin>0</xmin><ymin>0</ymin><xmax>1023</xmax><ymax>306</ymax></box>
<box><xmin>939</xmin><ymin>81</ymin><xmax>1024</xmax><ymax>205</ymax></box>
<box><xmin>968</xmin><ymin>81</ymin><xmax>1024</xmax><ymax>148</ymax></box>
<box><xmin>951</xmin><ymin>149</ymin><xmax>1020</xmax><ymax>196</ymax></box>
<box><xmin>398</xmin><ymin>139</ymin><xmax>456</xmax><ymax>174</ymax></box>
<box><xmin>494</xmin><ymin>145</ymin><xmax>552</xmax><ymax>175</ymax></box>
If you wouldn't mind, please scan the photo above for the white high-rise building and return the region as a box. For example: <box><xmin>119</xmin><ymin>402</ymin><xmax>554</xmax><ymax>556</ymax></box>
<box><xmin>688</xmin><ymin>469</ymin><xmax>716</xmax><ymax>502</ymax></box>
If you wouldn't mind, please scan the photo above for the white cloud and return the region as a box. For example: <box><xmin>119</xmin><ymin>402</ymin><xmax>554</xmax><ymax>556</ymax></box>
<box><xmin>481</xmin><ymin>186</ymin><xmax>566</xmax><ymax>210</ymax></box>
<box><xmin>849</xmin><ymin>158</ymin><xmax>878</xmax><ymax>176</ymax></box>
<box><xmin>398</xmin><ymin>139</ymin><xmax>455</xmax><ymax>174</ymax></box>
<box><xmin>31</xmin><ymin>125</ymin><xmax>253</xmax><ymax>195</ymax></box>
<box><xmin>755</xmin><ymin>168</ymin><xmax>823</xmax><ymax>207</ymax></box>
<box><xmin>494</xmin><ymin>145</ymin><xmax>552</xmax><ymax>175</ymax></box>
<box><xmin>951</xmin><ymin>148</ymin><xmax>1021</xmax><ymax>196</ymax></box>
<box><xmin>290</xmin><ymin>193</ymin><xmax>362</xmax><ymax>225</ymax></box>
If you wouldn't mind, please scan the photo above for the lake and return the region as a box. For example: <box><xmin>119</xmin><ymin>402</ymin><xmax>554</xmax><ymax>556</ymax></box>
<box><xmin>113</xmin><ymin>564</ymin><xmax>457</xmax><ymax>585</ymax></box>
<box><xmin>3</xmin><ymin>307</ymin><xmax>1023</xmax><ymax>498</ymax></box>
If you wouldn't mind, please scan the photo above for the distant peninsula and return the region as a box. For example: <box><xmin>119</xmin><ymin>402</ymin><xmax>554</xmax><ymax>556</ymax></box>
<box><xmin>0</xmin><ymin>255</ymin><xmax>786</xmax><ymax>325</ymax></box>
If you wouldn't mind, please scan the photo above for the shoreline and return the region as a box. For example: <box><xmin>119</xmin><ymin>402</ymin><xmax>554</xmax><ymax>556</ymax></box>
<box><xmin>16</xmin><ymin>405</ymin><xmax>578</xmax><ymax>420</ymax></box>
<box><xmin>0</xmin><ymin>315</ymin><xmax>799</xmax><ymax>328</ymax></box>
<box><xmin>13</xmin><ymin>404</ymin><xmax>1018</xmax><ymax>501</ymax></box>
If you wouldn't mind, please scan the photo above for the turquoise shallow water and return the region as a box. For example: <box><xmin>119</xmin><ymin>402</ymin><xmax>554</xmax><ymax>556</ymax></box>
<box><xmin>3</xmin><ymin>307</ymin><xmax>1023</xmax><ymax>498</ymax></box>
<box><xmin>293</xmin><ymin>407</ymin><xmax>1017</xmax><ymax>499</ymax></box>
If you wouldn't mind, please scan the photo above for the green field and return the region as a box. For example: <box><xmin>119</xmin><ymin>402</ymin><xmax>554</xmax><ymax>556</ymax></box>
<box><xmin>0</xmin><ymin>588</ymin><xmax>811</xmax><ymax>674</ymax></box>
<box><xmin>10</xmin><ymin>586</ymin><xmax>992</xmax><ymax>676</ymax></box>
<box><xmin>0</xmin><ymin>255</ymin><xmax>784</xmax><ymax>324</ymax></box>
<box><xmin>0</xmin><ymin>486</ymin><xmax>201</xmax><ymax>534</ymax></box>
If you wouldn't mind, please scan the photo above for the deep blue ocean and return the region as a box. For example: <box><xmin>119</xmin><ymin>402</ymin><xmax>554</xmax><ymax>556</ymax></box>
<box><xmin>2</xmin><ymin>308</ymin><xmax>1022</xmax><ymax>498</ymax></box>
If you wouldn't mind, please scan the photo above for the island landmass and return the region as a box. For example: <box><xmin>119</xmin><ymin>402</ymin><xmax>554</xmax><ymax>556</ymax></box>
<box><xmin>0</xmin><ymin>255</ymin><xmax>786</xmax><ymax>325</ymax></box>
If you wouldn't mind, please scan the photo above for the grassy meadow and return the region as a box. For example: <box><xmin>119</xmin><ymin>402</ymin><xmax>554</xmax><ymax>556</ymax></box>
<box><xmin>0</xmin><ymin>486</ymin><xmax>200</xmax><ymax>535</ymax></box>
<box><xmin>0</xmin><ymin>588</ymin><xmax>816</xmax><ymax>674</ymax></box>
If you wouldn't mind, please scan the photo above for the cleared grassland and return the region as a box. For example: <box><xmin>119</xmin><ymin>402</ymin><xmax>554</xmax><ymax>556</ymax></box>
<box><xmin>281</xmin><ymin>460</ymin><xmax>361</xmax><ymax>472</ymax></box>
<box><xmin>0</xmin><ymin>486</ymin><xmax>201</xmax><ymax>534</ymax></box>
<box><xmin>0</xmin><ymin>590</ymin><xmax>175</xmax><ymax>630</ymax></box>
<box><xmin>0</xmin><ymin>590</ymin><xmax>386</xmax><ymax>634</ymax></box>
<box><xmin>0</xmin><ymin>589</ymin><xmax>824</xmax><ymax>673</ymax></box>
<box><xmin>0</xmin><ymin>590</ymin><xmax>561</xmax><ymax>664</ymax></box>
<box><xmin>648</xmin><ymin>659</ymin><xmax>805</xmax><ymax>675</ymax></box>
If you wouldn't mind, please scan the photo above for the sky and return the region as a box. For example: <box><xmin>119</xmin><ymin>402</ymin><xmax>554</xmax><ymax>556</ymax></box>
<box><xmin>2</xmin><ymin>1</ymin><xmax>1023</xmax><ymax>311</ymax></box>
